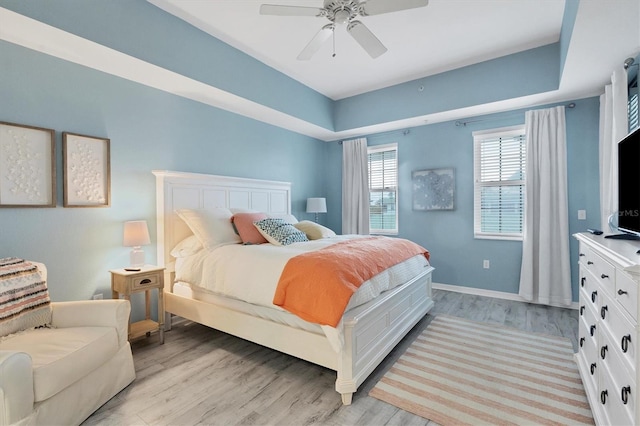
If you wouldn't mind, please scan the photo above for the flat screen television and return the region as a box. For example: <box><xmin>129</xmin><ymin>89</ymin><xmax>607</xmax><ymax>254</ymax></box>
<box><xmin>608</xmin><ymin>126</ymin><xmax>640</xmax><ymax>240</ymax></box>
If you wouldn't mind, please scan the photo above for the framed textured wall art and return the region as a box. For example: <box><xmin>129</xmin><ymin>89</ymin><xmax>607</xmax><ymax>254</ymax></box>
<box><xmin>412</xmin><ymin>168</ymin><xmax>455</xmax><ymax>211</ymax></box>
<box><xmin>0</xmin><ymin>121</ymin><xmax>56</xmax><ymax>207</ymax></box>
<box><xmin>63</xmin><ymin>132</ymin><xmax>111</xmax><ymax>207</ymax></box>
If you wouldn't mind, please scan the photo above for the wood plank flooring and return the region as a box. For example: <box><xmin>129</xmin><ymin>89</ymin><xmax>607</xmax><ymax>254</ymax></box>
<box><xmin>83</xmin><ymin>289</ymin><xmax>579</xmax><ymax>426</ymax></box>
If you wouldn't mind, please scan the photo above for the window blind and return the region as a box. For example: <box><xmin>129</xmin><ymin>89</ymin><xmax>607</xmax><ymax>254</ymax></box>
<box><xmin>629</xmin><ymin>91</ymin><xmax>638</xmax><ymax>131</ymax></box>
<box><xmin>368</xmin><ymin>144</ymin><xmax>398</xmax><ymax>234</ymax></box>
<box><xmin>473</xmin><ymin>127</ymin><xmax>526</xmax><ymax>240</ymax></box>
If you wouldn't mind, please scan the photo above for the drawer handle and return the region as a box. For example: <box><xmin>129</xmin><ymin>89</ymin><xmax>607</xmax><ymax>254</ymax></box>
<box><xmin>580</xmin><ymin>337</ymin><xmax>585</xmax><ymax>347</ymax></box>
<box><xmin>601</xmin><ymin>305</ymin><xmax>608</xmax><ymax>319</ymax></box>
<box><xmin>579</xmin><ymin>253</ymin><xmax>586</xmax><ymax>257</ymax></box>
<box><xmin>600</xmin><ymin>345</ymin><xmax>608</xmax><ymax>359</ymax></box>
<box><xmin>581</xmin><ymin>277</ymin><xmax>586</xmax><ymax>287</ymax></box>
<box><xmin>601</xmin><ymin>273</ymin><xmax>609</xmax><ymax>279</ymax></box>
<box><xmin>140</xmin><ymin>278</ymin><xmax>152</xmax><ymax>284</ymax></box>
<box><xmin>590</xmin><ymin>325</ymin><xmax>596</xmax><ymax>336</ymax></box>
<box><xmin>590</xmin><ymin>363</ymin><xmax>597</xmax><ymax>375</ymax></box>
<box><xmin>591</xmin><ymin>291</ymin><xmax>597</xmax><ymax>303</ymax></box>
<box><xmin>622</xmin><ymin>334</ymin><xmax>631</xmax><ymax>353</ymax></box>
<box><xmin>622</xmin><ymin>386</ymin><xmax>631</xmax><ymax>405</ymax></box>
<box><xmin>601</xmin><ymin>389</ymin><xmax>608</xmax><ymax>405</ymax></box>
<box><xmin>618</xmin><ymin>289</ymin><xmax>628</xmax><ymax>296</ymax></box>
<box><xmin>580</xmin><ymin>306</ymin><xmax>585</xmax><ymax>315</ymax></box>
<box><xmin>587</xmin><ymin>261</ymin><xmax>594</xmax><ymax>265</ymax></box>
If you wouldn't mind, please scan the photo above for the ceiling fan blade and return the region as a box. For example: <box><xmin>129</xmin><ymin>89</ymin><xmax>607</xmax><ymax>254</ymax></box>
<box><xmin>260</xmin><ymin>4</ymin><xmax>323</xmax><ymax>17</ymax></box>
<box><xmin>297</xmin><ymin>24</ymin><xmax>334</xmax><ymax>60</ymax></box>
<box><xmin>347</xmin><ymin>20</ymin><xmax>387</xmax><ymax>59</ymax></box>
<box><xmin>360</xmin><ymin>0</ymin><xmax>428</xmax><ymax>16</ymax></box>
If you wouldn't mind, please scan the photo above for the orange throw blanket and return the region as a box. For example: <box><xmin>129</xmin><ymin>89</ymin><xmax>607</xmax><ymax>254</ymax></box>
<box><xmin>273</xmin><ymin>236</ymin><xmax>430</xmax><ymax>327</ymax></box>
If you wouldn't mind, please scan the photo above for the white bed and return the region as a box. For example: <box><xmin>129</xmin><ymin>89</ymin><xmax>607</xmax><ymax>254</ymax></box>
<box><xmin>153</xmin><ymin>170</ymin><xmax>435</xmax><ymax>405</ymax></box>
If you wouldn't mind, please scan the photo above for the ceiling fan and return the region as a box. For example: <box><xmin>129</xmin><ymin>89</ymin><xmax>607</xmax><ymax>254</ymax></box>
<box><xmin>259</xmin><ymin>0</ymin><xmax>429</xmax><ymax>60</ymax></box>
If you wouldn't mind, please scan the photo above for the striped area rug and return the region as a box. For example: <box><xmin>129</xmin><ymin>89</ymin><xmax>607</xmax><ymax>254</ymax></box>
<box><xmin>370</xmin><ymin>315</ymin><xmax>593</xmax><ymax>425</ymax></box>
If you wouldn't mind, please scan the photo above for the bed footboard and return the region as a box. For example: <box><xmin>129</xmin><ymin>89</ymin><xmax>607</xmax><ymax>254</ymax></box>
<box><xmin>335</xmin><ymin>265</ymin><xmax>434</xmax><ymax>405</ymax></box>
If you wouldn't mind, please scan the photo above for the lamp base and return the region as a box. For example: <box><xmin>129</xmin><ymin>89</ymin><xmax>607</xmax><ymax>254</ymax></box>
<box><xmin>130</xmin><ymin>247</ymin><xmax>145</xmax><ymax>268</ymax></box>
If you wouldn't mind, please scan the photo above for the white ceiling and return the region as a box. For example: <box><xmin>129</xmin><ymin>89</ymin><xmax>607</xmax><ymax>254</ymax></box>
<box><xmin>149</xmin><ymin>0</ymin><xmax>639</xmax><ymax>104</ymax></box>
<box><xmin>149</xmin><ymin>0</ymin><xmax>567</xmax><ymax>100</ymax></box>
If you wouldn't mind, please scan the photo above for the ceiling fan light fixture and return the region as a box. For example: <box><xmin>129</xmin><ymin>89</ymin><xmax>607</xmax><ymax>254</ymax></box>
<box><xmin>334</xmin><ymin>9</ymin><xmax>351</xmax><ymax>25</ymax></box>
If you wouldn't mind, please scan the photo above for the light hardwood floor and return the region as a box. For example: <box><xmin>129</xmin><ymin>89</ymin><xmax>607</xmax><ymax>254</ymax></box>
<box><xmin>83</xmin><ymin>289</ymin><xmax>579</xmax><ymax>426</ymax></box>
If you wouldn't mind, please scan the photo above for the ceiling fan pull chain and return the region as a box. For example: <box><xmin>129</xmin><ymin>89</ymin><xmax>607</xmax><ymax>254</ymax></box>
<box><xmin>332</xmin><ymin>26</ymin><xmax>336</xmax><ymax>57</ymax></box>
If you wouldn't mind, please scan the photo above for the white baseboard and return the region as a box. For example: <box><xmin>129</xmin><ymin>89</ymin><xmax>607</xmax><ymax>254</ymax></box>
<box><xmin>432</xmin><ymin>282</ymin><xmax>579</xmax><ymax>310</ymax></box>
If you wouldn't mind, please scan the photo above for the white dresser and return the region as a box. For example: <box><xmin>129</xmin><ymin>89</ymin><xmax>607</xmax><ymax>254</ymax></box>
<box><xmin>575</xmin><ymin>232</ymin><xmax>640</xmax><ymax>425</ymax></box>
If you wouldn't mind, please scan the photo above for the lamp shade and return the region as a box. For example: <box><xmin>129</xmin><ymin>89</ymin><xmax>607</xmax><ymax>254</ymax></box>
<box><xmin>123</xmin><ymin>220</ymin><xmax>151</xmax><ymax>247</ymax></box>
<box><xmin>306</xmin><ymin>197</ymin><xmax>327</xmax><ymax>213</ymax></box>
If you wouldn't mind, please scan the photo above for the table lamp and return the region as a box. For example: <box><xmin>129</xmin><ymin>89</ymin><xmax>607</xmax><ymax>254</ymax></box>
<box><xmin>123</xmin><ymin>220</ymin><xmax>151</xmax><ymax>268</ymax></box>
<box><xmin>306</xmin><ymin>197</ymin><xmax>327</xmax><ymax>222</ymax></box>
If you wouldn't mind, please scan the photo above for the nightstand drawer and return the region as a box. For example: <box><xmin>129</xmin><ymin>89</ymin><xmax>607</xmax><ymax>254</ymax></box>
<box><xmin>132</xmin><ymin>273</ymin><xmax>160</xmax><ymax>289</ymax></box>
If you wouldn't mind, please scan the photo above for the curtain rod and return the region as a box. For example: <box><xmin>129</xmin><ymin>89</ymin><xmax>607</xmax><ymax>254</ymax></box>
<box><xmin>454</xmin><ymin>102</ymin><xmax>576</xmax><ymax>127</ymax></box>
<box><xmin>338</xmin><ymin>128</ymin><xmax>411</xmax><ymax>144</ymax></box>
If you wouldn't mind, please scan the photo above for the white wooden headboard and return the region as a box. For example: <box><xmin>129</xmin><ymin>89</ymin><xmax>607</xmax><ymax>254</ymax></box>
<box><xmin>152</xmin><ymin>170</ymin><xmax>292</xmax><ymax>270</ymax></box>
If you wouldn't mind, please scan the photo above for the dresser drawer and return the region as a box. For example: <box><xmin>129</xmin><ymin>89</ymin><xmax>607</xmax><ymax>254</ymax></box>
<box><xmin>580</xmin><ymin>266</ymin><xmax>601</xmax><ymax>311</ymax></box>
<box><xmin>600</xmin><ymin>326</ymin><xmax>635</xmax><ymax>395</ymax></box>
<box><xmin>579</xmin><ymin>299</ymin><xmax>599</xmax><ymax>342</ymax></box>
<box><xmin>599</xmin><ymin>362</ymin><xmax>635</xmax><ymax>426</ymax></box>
<box><xmin>579</xmin><ymin>312</ymin><xmax>599</xmax><ymax>388</ymax></box>
<box><xmin>600</xmin><ymin>291</ymin><xmax>636</xmax><ymax>374</ymax></box>
<box><xmin>132</xmin><ymin>273</ymin><xmax>160</xmax><ymax>289</ymax></box>
<box><xmin>616</xmin><ymin>270</ymin><xmax>638</xmax><ymax>321</ymax></box>
<box><xmin>580</xmin><ymin>244</ymin><xmax>616</xmax><ymax>296</ymax></box>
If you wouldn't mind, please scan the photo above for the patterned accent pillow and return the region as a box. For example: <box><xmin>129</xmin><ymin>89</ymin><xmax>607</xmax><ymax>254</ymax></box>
<box><xmin>254</xmin><ymin>218</ymin><xmax>309</xmax><ymax>246</ymax></box>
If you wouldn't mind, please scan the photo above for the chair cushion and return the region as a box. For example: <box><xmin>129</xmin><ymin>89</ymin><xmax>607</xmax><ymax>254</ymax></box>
<box><xmin>0</xmin><ymin>326</ymin><xmax>119</xmax><ymax>402</ymax></box>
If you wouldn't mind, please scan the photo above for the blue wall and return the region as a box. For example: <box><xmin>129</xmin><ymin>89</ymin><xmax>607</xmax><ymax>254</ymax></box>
<box><xmin>333</xmin><ymin>44</ymin><xmax>561</xmax><ymax>131</ymax></box>
<box><xmin>0</xmin><ymin>40</ymin><xmax>326</xmax><ymax>318</ymax></box>
<box><xmin>324</xmin><ymin>98</ymin><xmax>602</xmax><ymax>303</ymax></box>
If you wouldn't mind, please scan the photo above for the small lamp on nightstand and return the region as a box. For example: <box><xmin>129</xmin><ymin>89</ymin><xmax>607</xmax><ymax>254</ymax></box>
<box><xmin>306</xmin><ymin>197</ymin><xmax>327</xmax><ymax>223</ymax></box>
<box><xmin>123</xmin><ymin>220</ymin><xmax>151</xmax><ymax>268</ymax></box>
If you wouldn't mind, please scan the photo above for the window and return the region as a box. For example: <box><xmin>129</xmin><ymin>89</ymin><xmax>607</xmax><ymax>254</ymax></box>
<box><xmin>473</xmin><ymin>126</ymin><xmax>526</xmax><ymax>240</ymax></box>
<box><xmin>368</xmin><ymin>143</ymin><xmax>398</xmax><ymax>234</ymax></box>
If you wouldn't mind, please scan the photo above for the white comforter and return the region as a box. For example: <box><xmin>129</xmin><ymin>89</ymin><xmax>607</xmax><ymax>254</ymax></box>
<box><xmin>175</xmin><ymin>235</ymin><xmax>429</xmax><ymax>316</ymax></box>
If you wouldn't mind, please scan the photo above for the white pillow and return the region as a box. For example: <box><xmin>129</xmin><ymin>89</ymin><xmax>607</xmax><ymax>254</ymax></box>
<box><xmin>229</xmin><ymin>208</ymin><xmax>259</xmax><ymax>214</ymax></box>
<box><xmin>293</xmin><ymin>220</ymin><xmax>336</xmax><ymax>240</ymax></box>
<box><xmin>170</xmin><ymin>235</ymin><xmax>203</xmax><ymax>258</ymax></box>
<box><xmin>175</xmin><ymin>208</ymin><xmax>241</xmax><ymax>250</ymax></box>
<box><xmin>268</xmin><ymin>213</ymin><xmax>299</xmax><ymax>224</ymax></box>
<box><xmin>254</xmin><ymin>218</ymin><xmax>308</xmax><ymax>246</ymax></box>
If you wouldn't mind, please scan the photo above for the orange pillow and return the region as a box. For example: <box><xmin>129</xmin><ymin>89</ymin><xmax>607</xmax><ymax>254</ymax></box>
<box><xmin>231</xmin><ymin>212</ymin><xmax>269</xmax><ymax>244</ymax></box>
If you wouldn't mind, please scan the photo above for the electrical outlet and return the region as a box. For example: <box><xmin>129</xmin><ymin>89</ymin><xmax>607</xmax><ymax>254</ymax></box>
<box><xmin>92</xmin><ymin>293</ymin><xmax>103</xmax><ymax>300</ymax></box>
<box><xmin>483</xmin><ymin>260</ymin><xmax>490</xmax><ymax>269</ymax></box>
<box><xmin>578</xmin><ymin>210</ymin><xmax>587</xmax><ymax>220</ymax></box>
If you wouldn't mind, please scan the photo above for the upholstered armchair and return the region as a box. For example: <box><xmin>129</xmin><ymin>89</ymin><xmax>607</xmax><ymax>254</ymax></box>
<box><xmin>0</xmin><ymin>260</ymin><xmax>135</xmax><ymax>425</ymax></box>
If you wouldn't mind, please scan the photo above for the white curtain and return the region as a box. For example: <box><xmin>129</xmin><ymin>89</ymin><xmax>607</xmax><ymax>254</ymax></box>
<box><xmin>342</xmin><ymin>138</ymin><xmax>370</xmax><ymax>235</ymax></box>
<box><xmin>599</xmin><ymin>68</ymin><xmax>629</xmax><ymax>231</ymax></box>
<box><xmin>519</xmin><ymin>106</ymin><xmax>572</xmax><ymax>306</ymax></box>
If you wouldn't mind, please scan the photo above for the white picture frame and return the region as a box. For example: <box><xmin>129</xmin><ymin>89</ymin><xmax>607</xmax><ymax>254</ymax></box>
<box><xmin>63</xmin><ymin>132</ymin><xmax>111</xmax><ymax>207</ymax></box>
<box><xmin>0</xmin><ymin>121</ymin><xmax>56</xmax><ymax>208</ymax></box>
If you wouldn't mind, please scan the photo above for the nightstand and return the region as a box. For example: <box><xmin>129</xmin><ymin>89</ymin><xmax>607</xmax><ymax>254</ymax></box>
<box><xmin>110</xmin><ymin>265</ymin><xmax>165</xmax><ymax>344</ymax></box>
